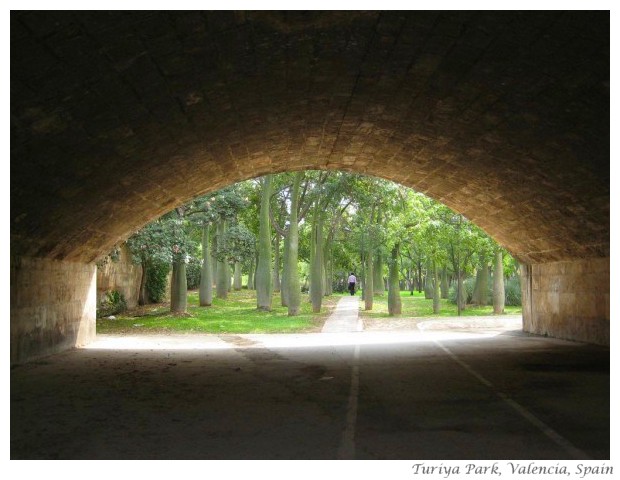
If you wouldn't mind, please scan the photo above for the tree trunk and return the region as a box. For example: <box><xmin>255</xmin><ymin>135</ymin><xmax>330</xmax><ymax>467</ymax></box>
<box><xmin>233</xmin><ymin>261</ymin><xmax>242</xmax><ymax>290</ymax></box>
<box><xmin>287</xmin><ymin>172</ymin><xmax>302</xmax><ymax>315</ymax></box>
<box><xmin>457</xmin><ymin>273</ymin><xmax>466</xmax><ymax>312</ymax></box>
<box><xmin>211</xmin><ymin>228</ymin><xmax>218</xmax><ymax>288</ymax></box>
<box><xmin>281</xmin><ymin>231</ymin><xmax>290</xmax><ymax>306</ymax></box>
<box><xmin>273</xmin><ymin>232</ymin><xmax>281</xmax><ymax>293</ymax></box>
<box><xmin>199</xmin><ymin>225</ymin><xmax>213</xmax><ymax>306</ymax></box>
<box><xmin>216</xmin><ymin>219</ymin><xmax>228</xmax><ymax>299</ymax></box>
<box><xmin>247</xmin><ymin>254</ymin><xmax>256</xmax><ymax>290</ymax></box>
<box><xmin>310</xmin><ymin>206</ymin><xmax>324</xmax><ymax>313</ymax></box>
<box><xmin>472</xmin><ymin>254</ymin><xmax>489</xmax><ymax>305</ymax></box>
<box><xmin>256</xmin><ymin>175</ymin><xmax>273</xmax><ymax>310</ymax></box>
<box><xmin>424</xmin><ymin>263</ymin><xmax>434</xmax><ymax>299</ymax></box>
<box><xmin>417</xmin><ymin>261</ymin><xmax>423</xmax><ymax>293</ymax></box>
<box><xmin>373</xmin><ymin>252</ymin><xmax>384</xmax><ymax>295</ymax></box>
<box><xmin>493</xmin><ymin>250</ymin><xmax>505</xmax><ymax>314</ymax></box>
<box><xmin>170</xmin><ymin>261</ymin><xmax>178</xmax><ymax>308</ymax></box>
<box><xmin>407</xmin><ymin>267</ymin><xmax>414</xmax><ymax>295</ymax></box>
<box><xmin>388</xmin><ymin>244</ymin><xmax>402</xmax><ymax>316</ymax></box>
<box><xmin>433</xmin><ymin>261</ymin><xmax>440</xmax><ymax>314</ymax></box>
<box><xmin>440</xmin><ymin>268</ymin><xmax>449</xmax><ymax>299</ymax></box>
<box><xmin>365</xmin><ymin>244</ymin><xmax>374</xmax><ymax>311</ymax></box>
<box><xmin>170</xmin><ymin>260</ymin><xmax>187</xmax><ymax>314</ymax></box>
<box><xmin>323</xmin><ymin>231</ymin><xmax>333</xmax><ymax>296</ymax></box>
<box><xmin>359</xmin><ymin>254</ymin><xmax>366</xmax><ymax>299</ymax></box>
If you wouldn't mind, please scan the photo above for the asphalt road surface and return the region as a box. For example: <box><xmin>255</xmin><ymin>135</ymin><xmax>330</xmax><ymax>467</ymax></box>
<box><xmin>11</xmin><ymin>328</ymin><xmax>609</xmax><ymax>460</ymax></box>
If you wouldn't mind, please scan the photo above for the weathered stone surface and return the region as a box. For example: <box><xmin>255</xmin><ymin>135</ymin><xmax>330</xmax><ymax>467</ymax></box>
<box><xmin>96</xmin><ymin>244</ymin><xmax>142</xmax><ymax>309</ymax></box>
<box><xmin>10</xmin><ymin>11</ymin><xmax>608</xmax><ymax>265</ymax></box>
<box><xmin>10</xmin><ymin>256</ymin><xmax>96</xmax><ymax>363</ymax></box>
<box><xmin>521</xmin><ymin>258</ymin><xmax>609</xmax><ymax>346</ymax></box>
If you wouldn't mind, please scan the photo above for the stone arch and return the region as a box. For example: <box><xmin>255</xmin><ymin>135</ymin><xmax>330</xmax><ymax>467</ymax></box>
<box><xmin>10</xmin><ymin>11</ymin><xmax>609</xmax><ymax>362</ymax></box>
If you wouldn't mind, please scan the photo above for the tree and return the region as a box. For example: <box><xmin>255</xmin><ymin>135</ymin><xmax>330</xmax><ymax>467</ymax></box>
<box><xmin>256</xmin><ymin>175</ymin><xmax>273</xmax><ymax>310</ymax></box>
<box><xmin>493</xmin><ymin>248</ymin><xmax>505</xmax><ymax>314</ymax></box>
<box><xmin>214</xmin><ymin>223</ymin><xmax>255</xmax><ymax>291</ymax></box>
<box><xmin>310</xmin><ymin>204</ymin><xmax>325</xmax><ymax>313</ymax></box>
<box><xmin>127</xmin><ymin>170</ymin><xmax>518</xmax><ymax>321</ymax></box>
<box><xmin>345</xmin><ymin>178</ymin><xmax>400</xmax><ymax>313</ymax></box>
<box><xmin>126</xmin><ymin>220</ymin><xmax>172</xmax><ymax>306</ymax></box>
<box><xmin>199</xmin><ymin>225</ymin><xmax>213</xmax><ymax>306</ymax></box>
<box><xmin>471</xmin><ymin>235</ymin><xmax>494</xmax><ymax>306</ymax></box>
<box><xmin>373</xmin><ymin>210</ymin><xmax>385</xmax><ymax>296</ymax></box>
<box><xmin>287</xmin><ymin>172</ymin><xmax>303</xmax><ymax>315</ymax></box>
<box><xmin>168</xmin><ymin>208</ymin><xmax>195</xmax><ymax>314</ymax></box>
<box><xmin>126</xmin><ymin>208</ymin><xmax>197</xmax><ymax>314</ymax></box>
<box><xmin>170</xmin><ymin>252</ymin><xmax>188</xmax><ymax>314</ymax></box>
<box><xmin>185</xmin><ymin>186</ymin><xmax>249</xmax><ymax>303</ymax></box>
<box><xmin>387</xmin><ymin>243</ymin><xmax>402</xmax><ymax>315</ymax></box>
<box><xmin>215</xmin><ymin>219</ymin><xmax>230</xmax><ymax>299</ymax></box>
<box><xmin>440</xmin><ymin>268</ymin><xmax>449</xmax><ymax>299</ymax></box>
<box><xmin>302</xmin><ymin>171</ymin><xmax>354</xmax><ymax>312</ymax></box>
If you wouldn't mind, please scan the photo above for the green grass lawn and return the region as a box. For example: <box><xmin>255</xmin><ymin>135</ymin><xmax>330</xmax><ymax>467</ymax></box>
<box><xmin>96</xmin><ymin>289</ymin><xmax>338</xmax><ymax>335</ymax></box>
<box><xmin>97</xmin><ymin>289</ymin><xmax>520</xmax><ymax>335</ymax></box>
<box><xmin>359</xmin><ymin>290</ymin><xmax>522</xmax><ymax>319</ymax></box>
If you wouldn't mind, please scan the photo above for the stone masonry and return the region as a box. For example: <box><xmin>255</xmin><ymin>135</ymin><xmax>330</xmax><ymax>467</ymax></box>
<box><xmin>10</xmin><ymin>256</ymin><xmax>97</xmax><ymax>363</ymax></box>
<box><xmin>521</xmin><ymin>258</ymin><xmax>609</xmax><ymax>346</ymax></box>
<box><xmin>9</xmin><ymin>12</ymin><xmax>610</xmax><ymax>359</ymax></box>
<box><xmin>10</xmin><ymin>11</ymin><xmax>608</xmax><ymax>265</ymax></box>
<box><xmin>96</xmin><ymin>244</ymin><xmax>142</xmax><ymax>309</ymax></box>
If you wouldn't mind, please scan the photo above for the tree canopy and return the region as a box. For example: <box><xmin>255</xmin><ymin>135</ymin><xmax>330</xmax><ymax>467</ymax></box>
<box><xmin>120</xmin><ymin>170</ymin><xmax>519</xmax><ymax>315</ymax></box>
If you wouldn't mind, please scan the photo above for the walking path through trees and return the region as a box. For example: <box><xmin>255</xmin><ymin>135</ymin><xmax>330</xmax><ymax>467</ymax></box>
<box><xmin>321</xmin><ymin>296</ymin><xmax>363</xmax><ymax>333</ymax></box>
<box><xmin>321</xmin><ymin>296</ymin><xmax>521</xmax><ymax>335</ymax></box>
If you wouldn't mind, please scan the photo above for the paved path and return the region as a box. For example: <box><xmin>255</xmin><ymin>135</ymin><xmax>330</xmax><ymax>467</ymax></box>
<box><xmin>321</xmin><ymin>295</ymin><xmax>363</xmax><ymax>333</ymax></box>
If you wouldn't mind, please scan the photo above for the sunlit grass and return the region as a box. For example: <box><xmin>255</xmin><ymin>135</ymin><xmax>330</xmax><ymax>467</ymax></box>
<box><xmin>96</xmin><ymin>290</ymin><xmax>338</xmax><ymax>335</ymax></box>
<box><xmin>97</xmin><ymin>289</ymin><xmax>521</xmax><ymax>335</ymax></box>
<box><xmin>360</xmin><ymin>290</ymin><xmax>522</xmax><ymax>319</ymax></box>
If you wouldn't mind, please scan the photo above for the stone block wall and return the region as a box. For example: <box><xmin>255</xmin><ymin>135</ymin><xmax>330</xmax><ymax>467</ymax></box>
<box><xmin>10</xmin><ymin>256</ymin><xmax>96</xmax><ymax>364</ymax></box>
<box><xmin>96</xmin><ymin>244</ymin><xmax>142</xmax><ymax>310</ymax></box>
<box><xmin>521</xmin><ymin>258</ymin><xmax>609</xmax><ymax>346</ymax></box>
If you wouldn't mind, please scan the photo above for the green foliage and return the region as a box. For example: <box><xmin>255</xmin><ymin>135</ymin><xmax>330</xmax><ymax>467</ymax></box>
<box><xmin>503</xmin><ymin>252</ymin><xmax>520</xmax><ymax>278</ymax></box>
<box><xmin>214</xmin><ymin>223</ymin><xmax>256</xmax><ymax>264</ymax></box>
<box><xmin>448</xmin><ymin>277</ymin><xmax>476</xmax><ymax>304</ymax></box>
<box><xmin>447</xmin><ymin>275</ymin><xmax>521</xmax><ymax>307</ymax></box>
<box><xmin>126</xmin><ymin>211</ymin><xmax>197</xmax><ymax>265</ymax></box>
<box><xmin>186</xmin><ymin>185</ymin><xmax>250</xmax><ymax>226</ymax></box>
<box><xmin>96</xmin><ymin>290</ymin><xmax>127</xmax><ymax>318</ymax></box>
<box><xmin>125</xmin><ymin>171</ymin><xmax>518</xmax><ymax>311</ymax></box>
<box><xmin>186</xmin><ymin>257</ymin><xmax>202</xmax><ymax>290</ymax></box>
<box><xmin>146</xmin><ymin>260</ymin><xmax>169</xmax><ymax>303</ymax></box>
<box><xmin>504</xmin><ymin>276</ymin><xmax>522</xmax><ymax>306</ymax></box>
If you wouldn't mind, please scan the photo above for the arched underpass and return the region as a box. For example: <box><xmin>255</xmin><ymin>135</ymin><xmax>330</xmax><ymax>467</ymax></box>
<box><xmin>10</xmin><ymin>11</ymin><xmax>609</xmax><ymax>460</ymax></box>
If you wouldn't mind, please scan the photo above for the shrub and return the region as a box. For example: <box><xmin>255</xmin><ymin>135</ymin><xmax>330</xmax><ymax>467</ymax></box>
<box><xmin>186</xmin><ymin>257</ymin><xmax>202</xmax><ymax>290</ymax></box>
<box><xmin>448</xmin><ymin>277</ymin><xmax>475</xmax><ymax>304</ymax></box>
<box><xmin>504</xmin><ymin>276</ymin><xmax>522</xmax><ymax>306</ymax></box>
<box><xmin>97</xmin><ymin>290</ymin><xmax>127</xmax><ymax>318</ymax></box>
<box><xmin>146</xmin><ymin>260</ymin><xmax>170</xmax><ymax>303</ymax></box>
<box><xmin>448</xmin><ymin>276</ymin><xmax>522</xmax><ymax>307</ymax></box>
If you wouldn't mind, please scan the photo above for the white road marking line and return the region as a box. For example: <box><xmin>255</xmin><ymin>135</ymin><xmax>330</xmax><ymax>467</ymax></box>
<box><xmin>435</xmin><ymin>340</ymin><xmax>591</xmax><ymax>460</ymax></box>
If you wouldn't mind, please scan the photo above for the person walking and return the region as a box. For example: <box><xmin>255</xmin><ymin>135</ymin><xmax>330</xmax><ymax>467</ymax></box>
<box><xmin>347</xmin><ymin>272</ymin><xmax>357</xmax><ymax>296</ymax></box>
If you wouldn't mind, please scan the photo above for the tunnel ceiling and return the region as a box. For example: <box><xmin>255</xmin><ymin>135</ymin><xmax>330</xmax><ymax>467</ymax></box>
<box><xmin>11</xmin><ymin>11</ymin><xmax>609</xmax><ymax>264</ymax></box>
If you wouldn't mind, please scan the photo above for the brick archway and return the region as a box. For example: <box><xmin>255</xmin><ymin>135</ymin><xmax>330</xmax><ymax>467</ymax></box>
<box><xmin>10</xmin><ymin>11</ymin><xmax>609</xmax><ymax>361</ymax></box>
